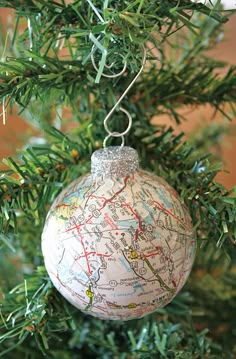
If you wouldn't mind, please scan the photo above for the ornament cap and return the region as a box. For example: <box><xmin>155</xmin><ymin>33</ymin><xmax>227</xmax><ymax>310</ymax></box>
<box><xmin>91</xmin><ymin>146</ymin><xmax>139</xmax><ymax>178</ymax></box>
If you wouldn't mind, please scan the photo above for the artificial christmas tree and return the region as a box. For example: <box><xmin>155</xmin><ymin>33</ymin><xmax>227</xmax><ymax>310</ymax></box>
<box><xmin>0</xmin><ymin>1</ymin><xmax>236</xmax><ymax>358</ymax></box>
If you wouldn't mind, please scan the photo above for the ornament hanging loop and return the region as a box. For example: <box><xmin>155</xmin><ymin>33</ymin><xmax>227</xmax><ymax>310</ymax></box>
<box><xmin>103</xmin><ymin>133</ymin><xmax>125</xmax><ymax>148</ymax></box>
<box><xmin>91</xmin><ymin>50</ymin><xmax>127</xmax><ymax>79</ymax></box>
<box><xmin>91</xmin><ymin>43</ymin><xmax>146</xmax><ymax>147</ymax></box>
<box><xmin>102</xmin><ymin>45</ymin><xmax>146</xmax><ymax>147</ymax></box>
<box><xmin>104</xmin><ymin>107</ymin><xmax>132</xmax><ymax>138</ymax></box>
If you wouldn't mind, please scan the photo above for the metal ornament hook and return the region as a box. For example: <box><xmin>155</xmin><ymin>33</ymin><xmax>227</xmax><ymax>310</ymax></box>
<box><xmin>103</xmin><ymin>133</ymin><xmax>125</xmax><ymax>148</ymax></box>
<box><xmin>101</xmin><ymin>46</ymin><xmax>146</xmax><ymax>147</ymax></box>
<box><xmin>103</xmin><ymin>46</ymin><xmax>146</xmax><ymax>129</ymax></box>
<box><xmin>104</xmin><ymin>107</ymin><xmax>132</xmax><ymax>138</ymax></box>
<box><xmin>91</xmin><ymin>42</ymin><xmax>146</xmax><ymax>147</ymax></box>
<box><xmin>91</xmin><ymin>49</ymin><xmax>127</xmax><ymax>78</ymax></box>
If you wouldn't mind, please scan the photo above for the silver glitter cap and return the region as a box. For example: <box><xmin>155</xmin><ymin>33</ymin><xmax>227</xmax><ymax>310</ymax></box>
<box><xmin>91</xmin><ymin>146</ymin><xmax>139</xmax><ymax>178</ymax></box>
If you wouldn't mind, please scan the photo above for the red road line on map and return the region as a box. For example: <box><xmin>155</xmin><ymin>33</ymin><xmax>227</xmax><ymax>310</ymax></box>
<box><xmin>63</xmin><ymin>214</ymin><xmax>94</xmax><ymax>233</ymax></box>
<box><xmin>103</xmin><ymin>176</ymin><xmax>129</xmax><ymax>206</ymax></box>
<box><xmin>104</xmin><ymin>212</ymin><xmax>118</xmax><ymax>230</ymax></box>
<box><xmin>76</xmin><ymin>252</ymin><xmax>111</xmax><ymax>260</ymax></box>
<box><xmin>88</xmin><ymin>194</ymin><xmax>107</xmax><ymax>201</ymax></box>
<box><xmin>64</xmin><ymin>224</ymin><xmax>81</xmax><ymax>233</ymax></box>
<box><xmin>152</xmin><ymin>199</ymin><xmax>190</xmax><ymax>231</ymax></box>
<box><xmin>156</xmin><ymin>245</ymin><xmax>173</xmax><ymax>263</ymax></box>
<box><xmin>172</xmin><ymin>279</ymin><xmax>177</xmax><ymax>287</ymax></box>
<box><xmin>78</xmin><ymin>233</ymin><xmax>92</xmax><ymax>275</ymax></box>
<box><xmin>121</xmin><ymin>203</ymin><xmax>143</xmax><ymax>240</ymax></box>
<box><xmin>56</xmin><ymin>203</ymin><xmax>71</xmax><ymax>207</ymax></box>
<box><xmin>75</xmin><ymin>178</ymin><xmax>128</xmax><ymax>271</ymax></box>
<box><xmin>143</xmin><ymin>251</ymin><xmax>160</xmax><ymax>258</ymax></box>
<box><xmin>128</xmin><ymin>206</ymin><xmax>142</xmax><ymax>229</ymax></box>
<box><xmin>62</xmin><ymin>177</ymin><xmax>130</xmax><ymax>266</ymax></box>
<box><xmin>63</xmin><ymin>226</ymin><xmax>92</xmax><ymax>274</ymax></box>
<box><xmin>63</xmin><ymin>177</ymin><xmax>129</xmax><ymax>233</ymax></box>
<box><xmin>85</xmin><ymin>214</ymin><xmax>94</xmax><ymax>224</ymax></box>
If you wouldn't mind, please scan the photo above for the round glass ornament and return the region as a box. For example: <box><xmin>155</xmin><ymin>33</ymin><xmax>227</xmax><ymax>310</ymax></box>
<box><xmin>41</xmin><ymin>146</ymin><xmax>196</xmax><ymax>320</ymax></box>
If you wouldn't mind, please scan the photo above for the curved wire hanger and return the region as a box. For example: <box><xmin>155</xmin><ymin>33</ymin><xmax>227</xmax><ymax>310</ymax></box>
<box><xmin>91</xmin><ymin>44</ymin><xmax>147</xmax><ymax>147</ymax></box>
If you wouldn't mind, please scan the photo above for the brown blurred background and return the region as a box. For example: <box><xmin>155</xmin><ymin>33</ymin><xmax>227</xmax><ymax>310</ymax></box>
<box><xmin>0</xmin><ymin>9</ymin><xmax>235</xmax><ymax>188</ymax></box>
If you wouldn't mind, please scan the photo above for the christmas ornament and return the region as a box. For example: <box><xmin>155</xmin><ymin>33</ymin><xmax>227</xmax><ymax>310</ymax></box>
<box><xmin>41</xmin><ymin>146</ymin><xmax>196</xmax><ymax>320</ymax></box>
<box><xmin>41</xmin><ymin>45</ymin><xmax>196</xmax><ymax>320</ymax></box>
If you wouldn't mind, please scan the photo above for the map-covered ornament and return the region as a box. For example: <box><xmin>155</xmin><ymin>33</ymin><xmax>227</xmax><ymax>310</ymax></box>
<box><xmin>42</xmin><ymin>146</ymin><xmax>196</xmax><ymax>320</ymax></box>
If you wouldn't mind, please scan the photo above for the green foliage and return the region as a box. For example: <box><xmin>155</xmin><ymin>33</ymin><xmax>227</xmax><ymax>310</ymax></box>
<box><xmin>1</xmin><ymin>264</ymin><xmax>235</xmax><ymax>358</ymax></box>
<box><xmin>1</xmin><ymin>124</ymin><xmax>236</xmax><ymax>357</ymax></box>
<box><xmin>0</xmin><ymin>1</ymin><xmax>236</xmax><ymax>358</ymax></box>
<box><xmin>0</xmin><ymin>0</ymin><xmax>234</xmax><ymax>121</ymax></box>
<box><xmin>0</xmin><ymin>267</ymin><xmax>226</xmax><ymax>359</ymax></box>
<box><xmin>1</xmin><ymin>126</ymin><xmax>235</xmax><ymax>250</ymax></box>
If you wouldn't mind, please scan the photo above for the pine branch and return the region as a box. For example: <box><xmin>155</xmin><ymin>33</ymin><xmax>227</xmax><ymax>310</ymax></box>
<box><xmin>0</xmin><ymin>2</ymin><xmax>235</xmax><ymax>357</ymax></box>
<box><xmin>0</xmin><ymin>266</ymin><xmax>227</xmax><ymax>358</ymax></box>
<box><xmin>0</xmin><ymin>55</ymin><xmax>89</xmax><ymax>107</ymax></box>
<box><xmin>185</xmin><ymin>252</ymin><xmax>236</xmax><ymax>353</ymax></box>
<box><xmin>0</xmin><ymin>0</ymin><xmax>228</xmax><ymax>23</ymax></box>
<box><xmin>0</xmin><ymin>126</ymin><xmax>95</xmax><ymax>234</ymax></box>
<box><xmin>129</xmin><ymin>126</ymin><xmax>236</xmax><ymax>250</ymax></box>
<box><xmin>1</xmin><ymin>125</ymin><xmax>235</xmax><ymax>253</ymax></box>
<box><xmin>0</xmin><ymin>53</ymin><xmax>235</xmax><ymax>116</ymax></box>
<box><xmin>0</xmin><ymin>8</ymin><xmax>234</xmax><ymax>121</ymax></box>
<box><xmin>1</xmin><ymin>241</ymin><xmax>235</xmax><ymax>357</ymax></box>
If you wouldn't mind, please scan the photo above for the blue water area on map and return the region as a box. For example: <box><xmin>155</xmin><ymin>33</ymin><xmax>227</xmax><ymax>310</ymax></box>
<box><xmin>117</xmin><ymin>218</ymin><xmax>137</xmax><ymax>228</ymax></box>
<box><xmin>119</xmin><ymin>257</ymin><xmax>132</xmax><ymax>272</ymax></box>
<box><xmin>156</xmin><ymin>187</ymin><xmax>172</xmax><ymax>209</ymax></box>
<box><xmin>62</xmin><ymin>188</ymin><xmax>87</xmax><ymax>204</ymax></box>
<box><xmin>112</xmin><ymin>282</ymin><xmax>145</xmax><ymax>297</ymax></box>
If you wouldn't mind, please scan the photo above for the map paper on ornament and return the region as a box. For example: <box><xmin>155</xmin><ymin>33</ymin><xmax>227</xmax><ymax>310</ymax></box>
<box><xmin>192</xmin><ymin>0</ymin><xmax>236</xmax><ymax>9</ymax></box>
<box><xmin>42</xmin><ymin>167</ymin><xmax>196</xmax><ymax>321</ymax></box>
